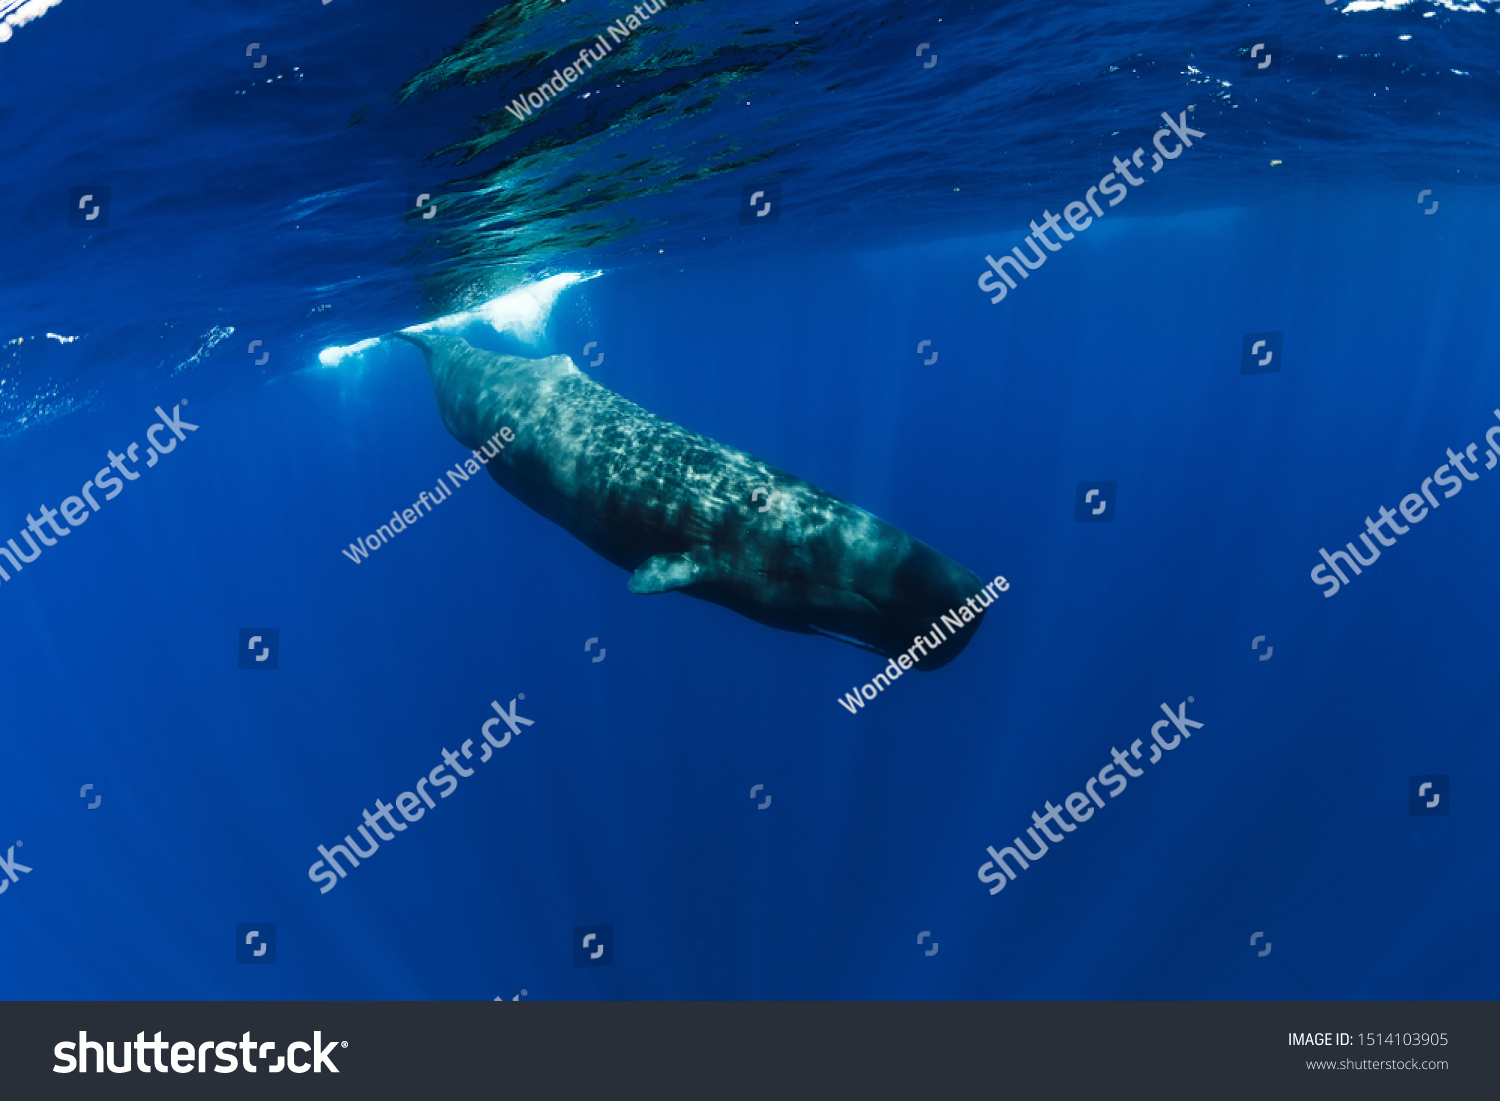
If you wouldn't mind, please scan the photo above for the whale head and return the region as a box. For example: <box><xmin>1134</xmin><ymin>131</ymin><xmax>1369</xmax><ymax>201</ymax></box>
<box><xmin>797</xmin><ymin>513</ymin><xmax>988</xmax><ymax>671</ymax></box>
<box><xmin>697</xmin><ymin>487</ymin><xmax>988</xmax><ymax>671</ymax></box>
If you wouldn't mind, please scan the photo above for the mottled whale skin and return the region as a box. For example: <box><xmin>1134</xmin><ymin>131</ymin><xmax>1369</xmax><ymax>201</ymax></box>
<box><xmin>396</xmin><ymin>332</ymin><xmax>986</xmax><ymax>669</ymax></box>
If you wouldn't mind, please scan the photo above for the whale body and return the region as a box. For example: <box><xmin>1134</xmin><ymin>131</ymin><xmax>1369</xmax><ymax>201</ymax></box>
<box><xmin>395</xmin><ymin>332</ymin><xmax>989</xmax><ymax>669</ymax></box>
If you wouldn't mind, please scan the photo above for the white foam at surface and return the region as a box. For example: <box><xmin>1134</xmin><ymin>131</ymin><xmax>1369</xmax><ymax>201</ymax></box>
<box><xmin>319</xmin><ymin>271</ymin><xmax>595</xmax><ymax>368</ymax></box>
<box><xmin>1340</xmin><ymin>0</ymin><xmax>1491</xmax><ymax>11</ymax></box>
<box><xmin>318</xmin><ymin>338</ymin><xmax>381</xmax><ymax>368</ymax></box>
<box><xmin>402</xmin><ymin>272</ymin><xmax>592</xmax><ymax>342</ymax></box>
<box><xmin>0</xmin><ymin>0</ymin><xmax>66</xmax><ymax>44</ymax></box>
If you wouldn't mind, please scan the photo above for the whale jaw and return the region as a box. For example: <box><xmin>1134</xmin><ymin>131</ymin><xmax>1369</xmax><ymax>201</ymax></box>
<box><xmin>864</xmin><ymin>602</ymin><xmax>985</xmax><ymax>671</ymax></box>
<box><xmin>848</xmin><ymin>535</ymin><xmax>989</xmax><ymax>671</ymax></box>
<box><xmin>908</xmin><ymin>608</ymin><xmax>984</xmax><ymax>670</ymax></box>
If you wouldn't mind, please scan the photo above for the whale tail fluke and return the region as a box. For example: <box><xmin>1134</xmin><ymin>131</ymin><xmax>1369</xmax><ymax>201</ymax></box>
<box><xmin>392</xmin><ymin>330</ymin><xmax>443</xmax><ymax>379</ymax></box>
<box><xmin>392</xmin><ymin>331</ymin><xmax>519</xmax><ymax>451</ymax></box>
<box><xmin>392</xmin><ymin>329</ymin><xmax>446</xmax><ymax>362</ymax></box>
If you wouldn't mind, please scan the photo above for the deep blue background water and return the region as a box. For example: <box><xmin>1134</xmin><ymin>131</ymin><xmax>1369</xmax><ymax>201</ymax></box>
<box><xmin>1</xmin><ymin>0</ymin><xmax>1498</xmax><ymax>999</ymax></box>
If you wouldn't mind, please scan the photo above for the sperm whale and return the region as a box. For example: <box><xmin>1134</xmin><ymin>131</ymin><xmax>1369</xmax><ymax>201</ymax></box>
<box><xmin>395</xmin><ymin>331</ymin><xmax>990</xmax><ymax>668</ymax></box>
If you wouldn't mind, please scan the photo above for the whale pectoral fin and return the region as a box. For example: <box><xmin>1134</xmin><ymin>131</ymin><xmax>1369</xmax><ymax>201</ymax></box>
<box><xmin>628</xmin><ymin>555</ymin><xmax>702</xmax><ymax>594</ymax></box>
<box><xmin>628</xmin><ymin>554</ymin><xmax>705</xmax><ymax>595</ymax></box>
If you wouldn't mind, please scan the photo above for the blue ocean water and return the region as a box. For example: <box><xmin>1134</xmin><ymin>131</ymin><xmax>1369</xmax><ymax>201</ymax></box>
<box><xmin>1</xmin><ymin>0</ymin><xmax>1498</xmax><ymax>1000</ymax></box>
